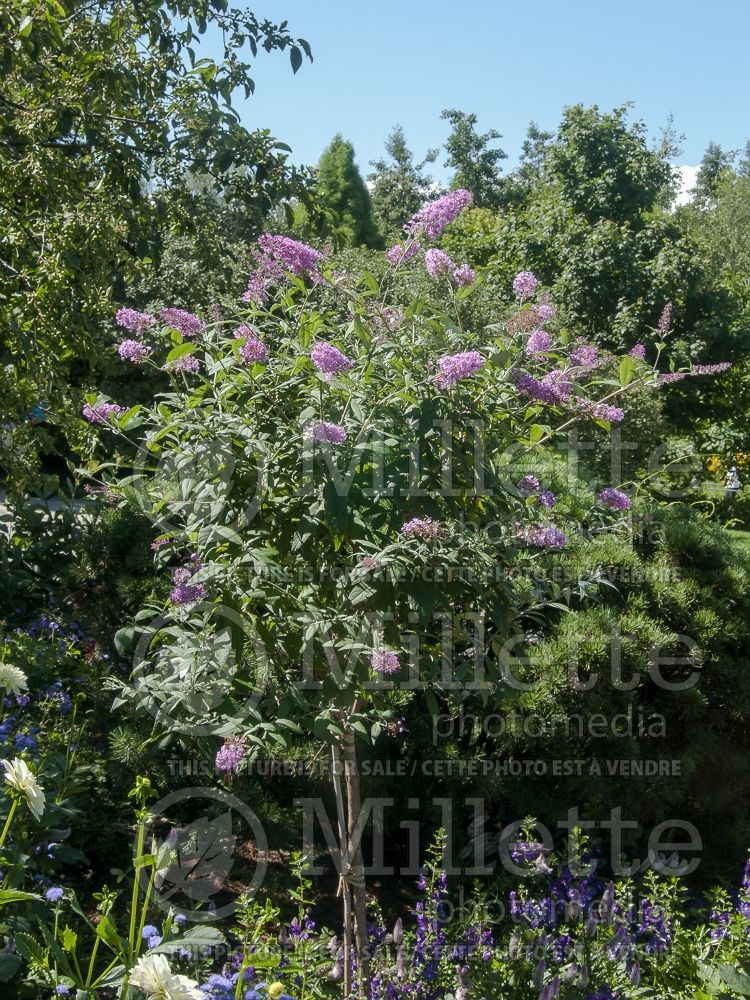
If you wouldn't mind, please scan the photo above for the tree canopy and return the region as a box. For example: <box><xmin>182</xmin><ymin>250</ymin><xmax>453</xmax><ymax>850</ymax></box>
<box><xmin>0</xmin><ymin>0</ymin><xmax>315</xmax><ymax>485</ymax></box>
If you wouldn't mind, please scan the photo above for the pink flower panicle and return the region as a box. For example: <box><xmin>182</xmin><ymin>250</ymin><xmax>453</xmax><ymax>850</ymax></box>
<box><xmin>233</xmin><ymin>326</ymin><xmax>268</xmax><ymax>364</ymax></box>
<box><xmin>513</xmin><ymin>271</ymin><xmax>537</xmax><ymax>300</ymax></box>
<box><xmin>243</xmin><ymin>257</ymin><xmax>285</xmax><ymax>304</ymax></box>
<box><xmin>518</xmin><ymin>476</ymin><xmax>540</xmax><ymax>493</ymax></box>
<box><xmin>116</xmin><ymin>307</ymin><xmax>155</xmax><ymax>336</ymax></box>
<box><xmin>160</xmin><ymin>308</ymin><xmax>204</xmax><ymax>337</ymax></box>
<box><xmin>308</xmin><ymin>421</ymin><xmax>347</xmax><ymax>444</ymax></box>
<box><xmin>575</xmin><ymin>399</ymin><xmax>625</xmax><ymax>424</ymax></box>
<box><xmin>242</xmin><ymin>235</ymin><xmax>324</xmax><ymax>304</ymax></box>
<box><xmin>311</xmin><ymin>341</ymin><xmax>354</xmax><ymax>379</ymax></box>
<box><xmin>657</xmin><ymin>302</ymin><xmax>673</xmax><ymax>335</ymax></box>
<box><xmin>405</xmin><ymin>189</ymin><xmax>473</xmax><ymax>239</ymax></box>
<box><xmin>598</xmin><ymin>488</ymin><xmax>632</xmax><ymax>511</ymax></box>
<box><xmin>525</xmin><ymin>330</ymin><xmax>552</xmax><ymax>355</ymax></box>
<box><xmin>169</xmin><ymin>566</ymin><xmax>207</xmax><ymax>606</ymax></box>
<box><xmin>117</xmin><ymin>339</ymin><xmax>151</xmax><ymax>363</ymax></box>
<box><xmin>592</xmin><ymin>403</ymin><xmax>625</xmax><ymax>423</ymax></box>
<box><xmin>569</xmin><ymin>343</ymin><xmax>599</xmax><ymax>367</ymax></box>
<box><xmin>386</xmin><ymin>241</ymin><xmax>421</xmax><ymax>265</ymax></box>
<box><xmin>169</xmin><ymin>354</ymin><xmax>200</xmax><ymax>373</ymax></box>
<box><xmin>82</xmin><ymin>402</ymin><xmax>126</xmax><ymax>424</ymax></box>
<box><xmin>691</xmin><ymin>362</ymin><xmax>731</xmax><ymax>376</ymax></box>
<box><xmin>629</xmin><ymin>343</ymin><xmax>647</xmax><ymax>360</ymax></box>
<box><xmin>657</xmin><ymin>372</ymin><xmax>687</xmax><ymax>385</ymax></box>
<box><xmin>401</xmin><ymin>517</ymin><xmax>444</xmax><ymax>540</ymax></box>
<box><xmin>516</xmin><ymin>370</ymin><xmax>571</xmax><ymax>405</ymax></box>
<box><xmin>518</xmin><ymin>524</ymin><xmax>567</xmax><ymax>549</ymax></box>
<box><xmin>215</xmin><ymin>740</ymin><xmax>246</xmax><ymax>773</ymax></box>
<box><xmin>424</xmin><ymin>249</ymin><xmax>475</xmax><ymax>287</ymax></box>
<box><xmin>257</xmin><ymin>233</ymin><xmax>323</xmax><ymax>274</ymax></box>
<box><xmin>436</xmin><ymin>350</ymin><xmax>484</xmax><ymax>388</ymax></box>
<box><xmin>534</xmin><ymin>302</ymin><xmax>556</xmax><ymax>324</ymax></box>
<box><xmin>370</xmin><ymin>650</ymin><xmax>401</xmax><ymax>675</ymax></box>
<box><xmin>452</xmin><ymin>263</ymin><xmax>476</xmax><ymax>287</ymax></box>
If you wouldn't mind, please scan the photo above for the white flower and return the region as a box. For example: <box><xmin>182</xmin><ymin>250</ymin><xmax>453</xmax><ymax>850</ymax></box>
<box><xmin>0</xmin><ymin>663</ymin><xmax>28</xmax><ymax>696</ymax></box>
<box><xmin>1</xmin><ymin>758</ymin><xmax>45</xmax><ymax>820</ymax></box>
<box><xmin>129</xmin><ymin>954</ymin><xmax>202</xmax><ymax>1000</ymax></box>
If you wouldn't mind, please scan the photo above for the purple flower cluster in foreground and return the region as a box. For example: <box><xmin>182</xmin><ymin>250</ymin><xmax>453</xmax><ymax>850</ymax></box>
<box><xmin>258</xmin><ymin>233</ymin><xmax>324</xmax><ymax>274</ymax></box>
<box><xmin>570</xmin><ymin>343</ymin><xmax>600</xmax><ymax>367</ymax></box>
<box><xmin>424</xmin><ymin>248</ymin><xmax>476</xmax><ymax>287</ymax></box>
<box><xmin>233</xmin><ymin>326</ymin><xmax>268</xmax><ymax>365</ymax></box>
<box><xmin>657</xmin><ymin>301</ymin><xmax>673</xmax><ymax>335</ymax></box>
<box><xmin>405</xmin><ymin>189</ymin><xmax>473</xmax><ymax>239</ymax></box>
<box><xmin>169</xmin><ymin>354</ymin><xmax>201</xmax><ymax>373</ymax></box>
<box><xmin>243</xmin><ymin>234</ymin><xmax>324</xmax><ymax>304</ymax></box>
<box><xmin>518</xmin><ymin>524</ymin><xmax>567</xmax><ymax>549</ymax></box>
<box><xmin>525</xmin><ymin>329</ymin><xmax>552</xmax><ymax>354</ymax></box>
<box><xmin>435</xmin><ymin>350</ymin><xmax>484</xmax><ymax>388</ymax></box>
<box><xmin>311</xmin><ymin>341</ymin><xmax>354</xmax><ymax>379</ymax></box>
<box><xmin>386</xmin><ymin>241</ymin><xmax>421</xmax><ymax>265</ymax></box>
<box><xmin>161</xmin><ymin>307</ymin><xmax>204</xmax><ymax>337</ymax></box>
<box><xmin>401</xmin><ymin>517</ymin><xmax>444</xmax><ymax>540</ymax></box>
<box><xmin>576</xmin><ymin>399</ymin><xmax>625</xmax><ymax>424</ymax></box>
<box><xmin>629</xmin><ymin>343</ymin><xmax>646</xmax><ymax>360</ymax></box>
<box><xmin>516</xmin><ymin>370</ymin><xmax>571</xmax><ymax>405</ymax></box>
<box><xmin>308</xmin><ymin>421</ymin><xmax>347</xmax><ymax>444</ymax></box>
<box><xmin>599</xmin><ymin>487</ymin><xmax>632</xmax><ymax>511</ymax></box>
<box><xmin>215</xmin><ymin>740</ymin><xmax>246</xmax><ymax>773</ymax></box>
<box><xmin>169</xmin><ymin>566</ymin><xmax>207</xmax><ymax>606</ymax></box>
<box><xmin>116</xmin><ymin>307</ymin><xmax>155</xmax><ymax>336</ymax></box>
<box><xmin>692</xmin><ymin>362</ymin><xmax>732</xmax><ymax>375</ymax></box>
<box><xmin>513</xmin><ymin>270</ymin><xmax>538</xmax><ymax>300</ymax></box>
<box><xmin>82</xmin><ymin>402</ymin><xmax>126</xmax><ymax>424</ymax></box>
<box><xmin>117</xmin><ymin>339</ymin><xmax>151</xmax><ymax>363</ymax></box>
<box><xmin>534</xmin><ymin>301</ymin><xmax>556</xmax><ymax>324</ymax></box>
<box><xmin>370</xmin><ymin>650</ymin><xmax>401</xmax><ymax>675</ymax></box>
<box><xmin>519</xmin><ymin>475</ymin><xmax>541</xmax><ymax>493</ymax></box>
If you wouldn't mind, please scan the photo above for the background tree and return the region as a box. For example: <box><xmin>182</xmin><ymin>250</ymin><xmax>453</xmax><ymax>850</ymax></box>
<box><xmin>313</xmin><ymin>134</ymin><xmax>382</xmax><ymax>248</ymax></box>
<box><xmin>0</xmin><ymin>0</ymin><xmax>315</xmax><ymax>489</ymax></box>
<box><xmin>368</xmin><ymin>125</ymin><xmax>438</xmax><ymax>238</ymax></box>
<box><xmin>440</xmin><ymin>108</ymin><xmax>507</xmax><ymax>208</ymax></box>
<box><xmin>693</xmin><ymin>141</ymin><xmax>735</xmax><ymax>206</ymax></box>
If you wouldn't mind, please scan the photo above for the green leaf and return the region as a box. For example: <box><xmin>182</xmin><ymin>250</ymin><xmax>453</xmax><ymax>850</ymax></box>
<box><xmin>17</xmin><ymin>14</ymin><xmax>34</xmax><ymax>37</ymax></box>
<box><xmin>718</xmin><ymin>965</ymin><xmax>750</xmax><ymax>996</ymax></box>
<box><xmin>165</xmin><ymin>344</ymin><xmax>197</xmax><ymax>363</ymax></box>
<box><xmin>114</xmin><ymin>625</ymin><xmax>136</xmax><ymax>656</ymax></box>
<box><xmin>95</xmin><ymin>914</ymin><xmax>125</xmax><ymax>956</ymax></box>
<box><xmin>12</xmin><ymin>932</ymin><xmax>46</xmax><ymax>965</ymax></box>
<box><xmin>0</xmin><ymin>952</ymin><xmax>21</xmax><ymax>982</ymax></box>
<box><xmin>289</xmin><ymin>45</ymin><xmax>303</xmax><ymax>73</ymax></box>
<box><xmin>619</xmin><ymin>355</ymin><xmax>635</xmax><ymax>387</ymax></box>
<box><xmin>61</xmin><ymin>925</ymin><xmax>78</xmax><ymax>952</ymax></box>
<box><xmin>528</xmin><ymin>424</ymin><xmax>547</xmax><ymax>442</ymax></box>
<box><xmin>0</xmin><ymin>888</ymin><xmax>39</xmax><ymax>906</ymax></box>
<box><xmin>151</xmin><ymin>926</ymin><xmax>226</xmax><ymax>956</ymax></box>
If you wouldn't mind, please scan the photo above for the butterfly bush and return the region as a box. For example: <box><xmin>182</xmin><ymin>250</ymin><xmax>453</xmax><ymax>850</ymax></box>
<box><xmin>90</xmin><ymin>217</ymin><xmax>735</xmax><ymax>755</ymax></box>
<box><xmin>161</xmin><ymin>307</ymin><xmax>205</xmax><ymax>337</ymax></box>
<box><xmin>405</xmin><ymin>188</ymin><xmax>473</xmax><ymax>239</ymax></box>
<box><xmin>116</xmin><ymin>307</ymin><xmax>155</xmax><ymax>336</ymax></box>
<box><xmin>79</xmin><ymin>222</ymin><xmax>735</xmax><ymax>993</ymax></box>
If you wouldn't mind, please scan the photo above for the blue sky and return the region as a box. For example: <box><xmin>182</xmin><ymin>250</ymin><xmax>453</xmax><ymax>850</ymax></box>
<box><xmin>209</xmin><ymin>0</ymin><xmax>750</xmax><ymax>182</ymax></box>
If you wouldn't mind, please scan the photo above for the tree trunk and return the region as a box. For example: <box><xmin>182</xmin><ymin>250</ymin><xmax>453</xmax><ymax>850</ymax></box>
<box><xmin>342</xmin><ymin>724</ymin><xmax>369</xmax><ymax>992</ymax></box>
<box><xmin>331</xmin><ymin>742</ymin><xmax>353</xmax><ymax>997</ymax></box>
